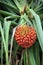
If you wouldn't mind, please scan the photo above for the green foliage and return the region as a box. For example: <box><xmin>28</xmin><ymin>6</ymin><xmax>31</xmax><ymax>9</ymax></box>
<box><xmin>0</xmin><ymin>0</ymin><xmax>43</xmax><ymax>65</ymax></box>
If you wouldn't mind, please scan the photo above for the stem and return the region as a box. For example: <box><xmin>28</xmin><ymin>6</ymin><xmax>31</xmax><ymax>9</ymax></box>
<box><xmin>19</xmin><ymin>50</ymin><xmax>24</xmax><ymax>65</ymax></box>
<box><xmin>9</xmin><ymin>27</ymin><xmax>17</xmax><ymax>63</ymax></box>
<box><xmin>9</xmin><ymin>34</ymin><xmax>14</xmax><ymax>63</ymax></box>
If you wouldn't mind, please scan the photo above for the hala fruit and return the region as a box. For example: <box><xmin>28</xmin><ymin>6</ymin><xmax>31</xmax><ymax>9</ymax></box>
<box><xmin>14</xmin><ymin>25</ymin><xmax>36</xmax><ymax>48</ymax></box>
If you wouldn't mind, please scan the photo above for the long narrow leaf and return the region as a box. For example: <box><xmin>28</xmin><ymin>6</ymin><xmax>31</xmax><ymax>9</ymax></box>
<box><xmin>0</xmin><ymin>1</ymin><xmax>17</xmax><ymax>11</ymax></box>
<box><xmin>0</xmin><ymin>22</ymin><xmax>9</xmax><ymax>65</ymax></box>
<box><xmin>28</xmin><ymin>48</ymin><xmax>36</xmax><ymax>65</ymax></box>
<box><xmin>1</xmin><ymin>42</ymin><xmax>3</xmax><ymax>65</ymax></box>
<box><xmin>3</xmin><ymin>20</ymin><xmax>11</xmax><ymax>60</ymax></box>
<box><xmin>34</xmin><ymin>42</ymin><xmax>40</xmax><ymax>65</ymax></box>
<box><xmin>42</xmin><ymin>52</ymin><xmax>43</xmax><ymax>65</ymax></box>
<box><xmin>30</xmin><ymin>9</ymin><xmax>43</xmax><ymax>51</ymax></box>
<box><xmin>0</xmin><ymin>10</ymin><xmax>15</xmax><ymax>16</ymax></box>
<box><xmin>23</xmin><ymin>49</ymin><xmax>29</xmax><ymax>65</ymax></box>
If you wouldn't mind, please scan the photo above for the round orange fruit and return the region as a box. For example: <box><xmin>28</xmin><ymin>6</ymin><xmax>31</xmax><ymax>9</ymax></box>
<box><xmin>14</xmin><ymin>25</ymin><xmax>36</xmax><ymax>48</ymax></box>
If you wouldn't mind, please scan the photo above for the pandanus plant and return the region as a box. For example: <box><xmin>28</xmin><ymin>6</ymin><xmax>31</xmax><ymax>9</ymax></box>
<box><xmin>0</xmin><ymin>0</ymin><xmax>43</xmax><ymax>65</ymax></box>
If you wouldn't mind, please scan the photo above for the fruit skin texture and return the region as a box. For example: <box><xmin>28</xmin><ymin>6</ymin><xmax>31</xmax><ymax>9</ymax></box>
<box><xmin>14</xmin><ymin>25</ymin><xmax>36</xmax><ymax>48</ymax></box>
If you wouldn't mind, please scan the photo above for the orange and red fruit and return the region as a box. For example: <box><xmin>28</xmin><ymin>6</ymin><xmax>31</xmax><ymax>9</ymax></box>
<box><xmin>14</xmin><ymin>25</ymin><xmax>36</xmax><ymax>48</ymax></box>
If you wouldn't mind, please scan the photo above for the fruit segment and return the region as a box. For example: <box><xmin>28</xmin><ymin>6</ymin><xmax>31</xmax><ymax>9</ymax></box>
<box><xmin>14</xmin><ymin>25</ymin><xmax>36</xmax><ymax>48</ymax></box>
